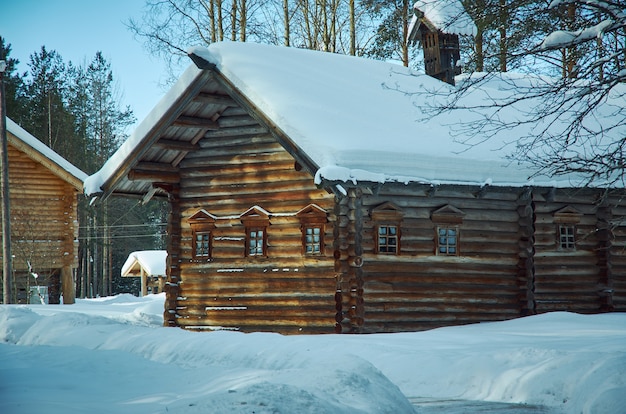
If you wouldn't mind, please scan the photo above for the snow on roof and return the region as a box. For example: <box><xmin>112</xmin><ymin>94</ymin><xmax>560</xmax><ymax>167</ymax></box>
<box><xmin>86</xmin><ymin>41</ymin><xmax>626</xmax><ymax>195</ymax></box>
<box><xmin>7</xmin><ymin>117</ymin><xmax>88</xmax><ymax>186</ymax></box>
<box><xmin>409</xmin><ymin>1</ymin><xmax>477</xmax><ymax>37</ymax></box>
<box><xmin>121</xmin><ymin>250</ymin><xmax>168</xmax><ymax>277</ymax></box>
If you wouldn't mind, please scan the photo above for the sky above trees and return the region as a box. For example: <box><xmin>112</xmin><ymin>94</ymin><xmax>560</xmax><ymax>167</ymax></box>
<box><xmin>1</xmin><ymin>0</ymin><xmax>168</xmax><ymax>126</ymax></box>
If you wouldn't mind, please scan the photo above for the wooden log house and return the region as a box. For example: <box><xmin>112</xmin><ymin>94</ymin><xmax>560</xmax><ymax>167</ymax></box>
<box><xmin>1</xmin><ymin>119</ymin><xmax>86</xmax><ymax>304</ymax></box>
<box><xmin>84</xmin><ymin>42</ymin><xmax>626</xmax><ymax>334</ymax></box>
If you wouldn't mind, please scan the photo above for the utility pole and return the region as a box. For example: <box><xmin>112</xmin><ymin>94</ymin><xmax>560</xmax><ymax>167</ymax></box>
<box><xmin>0</xmin><ymin>60</ymin><xmax>13</xmax><ymax>304</ymax></box>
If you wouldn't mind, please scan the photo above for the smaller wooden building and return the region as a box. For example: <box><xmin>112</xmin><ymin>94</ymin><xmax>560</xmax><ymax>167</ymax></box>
<box><xmin>121</xmin><ymin>250</ymin><xmax>168</xmax><ymax>296</ymax></box>
<box><xmin>1</xmin><ymin>118</ymin><xmax>86</xmax><ymax>304</ymax></box>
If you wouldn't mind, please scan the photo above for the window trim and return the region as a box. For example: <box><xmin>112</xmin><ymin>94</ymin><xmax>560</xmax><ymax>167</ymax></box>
<box><xmin>431</xmin><ymin>205</ymin><xmax>464</xmax><ymax>257</ymax></box>
<box><xmin>302</xmin><ymin>225</ymin><xmax>324</xmax><ymax>256</ymax></box>
<box><xmin>436</xmin><ymin>225</ymin><xmax>460</xmax><ymax>256</ymax></box>
<box><xmin>558</xmin><ymin>224</ymin><xmax>576</xmax><ymax>251</ymax></box>
<box><xmin>371</xmin><ymin>202</ymin><xmax>404</xmax><ymax>256</ymax></box>
<box><xmin>188</xmin><ymin>209</ymin><xmax>216</xmax><ymax>260</ymax></box>
<box><xmin>553</xmin><ymin>206</ymin><xmax>582</xmax><ymax>251</ymax></box>
<box><xmin>246</xmin><ymin>226</ymin><xmax>267</xmax><ymax>257</ymax></box>
<box><xmin>241</xmin><ymin>206</ymin><xmax>270</xmax><ymax>258</ymax></box>
<box><xmin>376</xmin><ymin>224</ymin><xmax>399</xmax><ymax>255</ymax></box>
<box><xmin>297</xmin><ymin>204</ymin><xmax>328</xmax><ymax>256</ymax></box>
<box><xmin>192</xmin><ymin>230</ymin><xmax>212</xmax><ymax>259</ymax></box>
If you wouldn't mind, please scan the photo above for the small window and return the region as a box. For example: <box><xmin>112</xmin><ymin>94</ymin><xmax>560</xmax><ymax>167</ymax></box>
<box><xmin>304</xmin><ymin>226</ymin><xmax>322</xmax><ymax>255</ymax></box>
<box><xmin>437</xmin><ymin>226</ymin><xmax>458</xmax><ymax>256</ymax></box>
<box><xmin>247</xmin><ymin>227</ymin><xmax>266</xmax><ymax>256</ymax></box>
<box><xmin>378</xmin><ymin>225</ymin><xmax>398</xmax><ymax>254</ymax></box>
<box><xmin>194</xmin><ymin>231</ymin><xmax>211</xmax><ymax>258</ymax></box>
<box><xmin>559</xmin><ymin>224</ymin><xmax>576</xmax><ymax>250</ymax></box>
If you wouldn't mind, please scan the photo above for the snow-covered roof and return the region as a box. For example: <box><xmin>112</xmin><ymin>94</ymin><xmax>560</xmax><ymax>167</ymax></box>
<box><xmin>7</xmin><ymin>117</ymin><xmax>88</xmax><ymax>189</ymax></box>
<box><xmin>85</xmin><ymin>41</ymin><xmax>626</xmax><ymax>197</ymax></box>
<box><xmin>121</xmin><ymin>250</ymin><xmax>168</xmax><ymax>277</ymax></box>
<box><xmin>408</xmin><ymin>1</ymin><xmax>477</xmax><ymax>38</ymax></box>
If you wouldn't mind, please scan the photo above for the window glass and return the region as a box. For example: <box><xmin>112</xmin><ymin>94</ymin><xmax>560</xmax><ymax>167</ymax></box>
<box><xmin>378</xmin><ymin>225</ymin><xmax>398</xmax><ymax>254</ymax></box>
<box><xmin>248</xmin><ymin>228</ymin><xmax>265</xmax><ymax>256</ymax></box>
<box><xmin>304</xmin><ymin>226</ymin><xmax>322</xmax><ymax>254</ymax></box>
<box><xmin>194</xmin><ymin>232</ymin><xmax>211</xmax><ymax>257</ymax></box>
<box><xmin>437</xmin><ymin>226</ymin><xmax>458</xmax><ymax>256</ymax></box>
<box><xmin>559</xmin><ymin>225</ymin><xmax>576</xmax><ymax>250</ymax></box>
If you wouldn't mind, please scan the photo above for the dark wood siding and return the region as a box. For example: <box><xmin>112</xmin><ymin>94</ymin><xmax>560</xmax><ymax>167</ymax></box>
<box><xmin>336</xmin><ymin>185</ymin><xmax>523</xmax><ymax>333</ymax></box>
<box><xmin>533</xmin><ymin>190</ymin><xmax>604</xmax><ymax>313</ymax></box>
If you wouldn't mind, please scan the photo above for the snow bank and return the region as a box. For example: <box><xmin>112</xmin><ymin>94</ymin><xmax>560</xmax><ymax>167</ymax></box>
<box><xmin>1</xmin><ymin>295</ymin><xmax>625</xmax><ymax>413</ymax></box>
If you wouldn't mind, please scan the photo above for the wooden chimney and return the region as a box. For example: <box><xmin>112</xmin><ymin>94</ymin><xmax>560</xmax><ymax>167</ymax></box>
<box><xmin>407</xmin><ymin>6</ymin><xmax>461</xmax><ymax>85</ymax></box>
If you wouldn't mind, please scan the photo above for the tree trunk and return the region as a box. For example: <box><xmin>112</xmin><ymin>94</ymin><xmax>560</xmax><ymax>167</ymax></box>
<box><xmin>499</xmin><ymin>0</ymin><xmax>508</xmax><ymax>72</ymax></box>
<box><xmin>284</xmin><ymin>0</ymin><xmax>290</xmax><ymax>46</ymax></box>
<box><xmin>349</xmin><ymin>0</ymin><xmax>355</xmax><ymax>55</ymax></box>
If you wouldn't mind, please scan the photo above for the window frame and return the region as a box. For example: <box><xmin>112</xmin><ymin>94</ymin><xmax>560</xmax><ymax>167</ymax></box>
<box><xmin>297</xmin><ymin>204</ymin><xmax>328</xmax><ymax>257</ymax></box>
<box><xmin>376</xmin><ymin>224</ymin><xmax>400</xmax><ymax>255</ymax></box>
<box><xmin>431</xmin><ymin>205</ymin><xmax>465</xmax><ymax>257</ymax></box>
<box><xmin>558</xmin><ymin>224</ymin><xmax>576</xmax><ymax>251</ymax></box>
<box><xmin>193</xmin><ymin>230</ymin><xmax>212</xmax><ymax>259</ymax></box>
<box><xmin>553</xmin><ymin>206</ymin><xmax>582</xmax><ymax>252</ymax></box>
<box><xmin>371</xmin><ymin>202</ymin><xmax>404</xmax><ymax>256</ymax></box>
<box><xmin>188</xmin><ymin>209</ymin><xmax>216</xmax><ymax>261</ymax></box>
<box><xmin>436</xmin><ymin>225</ymin><xmax>460</xmax><ymax>256</ymax></box>
<box><xmin>241</xmin><ymin>206</ymin><xmax>271</xmax><ymax>258</ymax></box>
<box><xmin>246</xmin><ymin>226</ymin><xmax>267</xmax><ymax>257</ymax></box>
<box><xmin>302</xmin><ymin>225</ymin><xmax>324</xmax><ymax>256</ymax></box>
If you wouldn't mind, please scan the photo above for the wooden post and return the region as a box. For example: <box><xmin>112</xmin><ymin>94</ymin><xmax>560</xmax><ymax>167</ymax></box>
<box><xmin>0</xmin><ymin>61</ymin><xmax>13</xmax><ymax>304</ymax></box>
<box><xmin>140</xmin><ymin>267</ymin><xmax>147</xmax><ymax>297</ymax></box>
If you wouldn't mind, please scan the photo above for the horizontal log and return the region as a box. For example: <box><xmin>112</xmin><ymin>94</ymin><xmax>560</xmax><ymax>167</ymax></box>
<box><xmin>173</xmin><ymin>115</ymin><xmax>220</xmax><ymax>129</ymax></box>
<box><xmin>154</xmin><ymin>139</ymin><xmax>200</xmax><ymax>151</ymax></box>
<box><xmin>193</xmin><ymin>92</ymin><xmax>236</xmax><ymax>106</ymax></box>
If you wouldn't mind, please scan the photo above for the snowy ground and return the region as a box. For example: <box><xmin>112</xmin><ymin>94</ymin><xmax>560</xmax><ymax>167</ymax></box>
<box><xmin>1</xmin><ymin>294</ymin><xmax>625</xmax><ymax>414</ymax></box>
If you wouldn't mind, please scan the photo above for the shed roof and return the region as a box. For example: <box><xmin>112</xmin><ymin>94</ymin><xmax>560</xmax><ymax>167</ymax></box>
<box><xmin>7</xmin><ymin>117</ymin><xmax>88</xmax><ymax>190</ymax></box>
<box><xmin>84</xmin><ymin>42</ymin><xmax>626</xmax><ymax>200</ymax></box>
<box><xmin>121</xmin><ymin>250</ymin><xmax>168</xmax><ymax>277</ymax></box>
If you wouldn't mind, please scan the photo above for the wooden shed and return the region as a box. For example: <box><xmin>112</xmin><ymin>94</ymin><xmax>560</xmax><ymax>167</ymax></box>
<box><xmin>2</xmin><ymin>118</ymin><xmax>87</xmax><ymax>304</ymax></box>
<box><xmin>121</xmin><ymin>250</ymin><xmax>167</xmax><ymax>296</ymax></box>
<box><xmin>85</xmin><ymin>42</ymin><xmax>626</xmax><ymax>334</ymax></box>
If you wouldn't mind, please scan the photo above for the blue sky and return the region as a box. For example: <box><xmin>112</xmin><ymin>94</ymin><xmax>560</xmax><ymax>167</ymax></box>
<box><xmin>1</xmin><ymin>0</ymin><xmax>179</xmax><ymax>129</ymax></box>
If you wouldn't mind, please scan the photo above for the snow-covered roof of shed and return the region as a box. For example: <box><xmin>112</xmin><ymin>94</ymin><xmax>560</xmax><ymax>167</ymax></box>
<box><xmin>121</xmin><ymin>250</ymin><xmax>167</xmax><ymax>277</ymax></box>
<box><xmin>7</xmin><ymin>117</ymin><xmax>88</xmax><ymax>189</ymax></box>
<box><xmin>408</xmin><ymin>1</ymin><xmax>477</xmax><ymax>37</ymax></box>
<box><xmin>85</xmin><ymin>41</ymin><xmax>626</xmax><ymax>195</ymax></box>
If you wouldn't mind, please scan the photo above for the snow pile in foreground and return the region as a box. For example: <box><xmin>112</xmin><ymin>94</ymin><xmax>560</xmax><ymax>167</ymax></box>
<box><xmin>1</xmin><ymin>294</ymin><xmax>625</xmax><ymax>414</ymax></box>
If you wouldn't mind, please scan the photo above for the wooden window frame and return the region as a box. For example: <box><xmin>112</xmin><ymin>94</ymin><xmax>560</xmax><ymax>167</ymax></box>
<box><xmin>302</xmin><ymin>225</ymin><xmax>324</xmax><ymax>255</ymax></box>
<box><xmin>188</xmin><ymin>209</ymin><xmax>216</xmax><ymax>260</ymax></box>
<box><xmin>553</xmin><ymin>206</ymin><xmax>582</xmax><ymax>251</ymax></box>
<box><xmin>241</xmin><ymin>206</ymin><xmax>270</xmax><ymax>258</ymax></box>
<box><xmin>558</xmin><ymin>224</ymin><xmax>576</xmax><ymax>250</ymax></box>
<box><xmin>377</xmin><ymin>224</ymin><xmax>399</xmax><ymax>255</ymax></box>
<box><xmin>431</xmin><ymin>205</ymin><xmax>465</xmax><ymax>257</ymax></box>
<box><xmin>246</xmin><ymin>226</ymin><xmax>267</xmax><ymax>257</ymax></box>
<box><xmin>297</xmin><ymin>204</ymin><xmax>328</xmax><ymax>257</ymax></box>
<box><xmin>371</xmin><ymin>202</ymin><xmax>404</xmax><ymax>256</ymax></box>
<box><xmin>436</xmin><ymin>225</ymin><xmax>459</xmax><ymax>256</ymax></box>
<box><xmin>193</xmin><ymin>230</ymin><xmax>212</xmax><ymax>259</ymax></box>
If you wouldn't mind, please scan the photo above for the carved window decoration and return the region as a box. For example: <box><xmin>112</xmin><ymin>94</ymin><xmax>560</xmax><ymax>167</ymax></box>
<box><xmin>432</xmin><ymin>205</ymin><xmax>465</xmax><ymax>256</ymax></box>
<box><xmin>297</xmin><ymin>204</ymin><xmax>327</xmax><ymax>256</ymax></box>
<box><xmin>241</xmin><ymin>206</ymin><xmax>270</xmax><ymax>258</ymax></box>
<box><xmin>554</xmin><ymin>206</ymin><xmax>582</xmax><ymax>251</ymax></box>
<box><xmin>371</xmin><ymin>202</ymin><xmax>404</xmax><ymax>255</ymax></box>
<box><xmin>188</xmin><ymin>209</ymin><xmax>216</xmax><ymax>259</ymax></box>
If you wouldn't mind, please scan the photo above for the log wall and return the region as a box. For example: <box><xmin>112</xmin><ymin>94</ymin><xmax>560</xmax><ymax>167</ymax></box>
<box><xmin>172</xmin><ymin>132</ymin><xmax>337</xmax><ymax>333</ymax></box>
<box><xmin>341</xmin><ymin>185</ymin><xmax>523</xmax><ymax>333</ymax></box>
<box><xmin>0</xmin><ymin>144</ymin><xmax>79</xmax><ymax>303</ymax></box>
